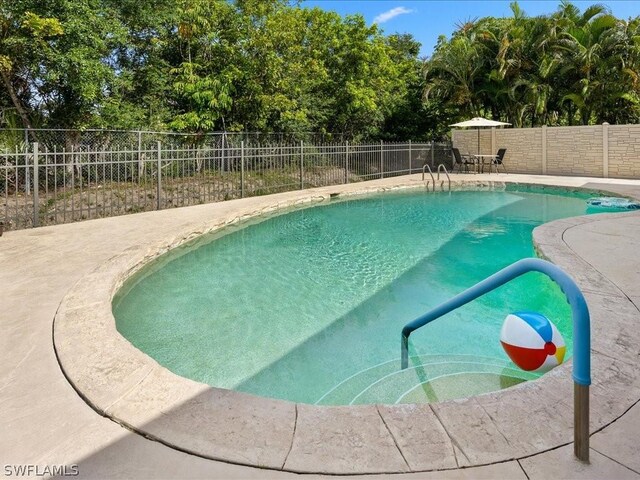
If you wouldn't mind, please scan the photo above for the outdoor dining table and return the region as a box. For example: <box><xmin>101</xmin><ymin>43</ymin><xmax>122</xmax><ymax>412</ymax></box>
<box><xmin>472</xmin><ymin>154</ymin><xmax>498</xmax><ymax>173</ymax></box>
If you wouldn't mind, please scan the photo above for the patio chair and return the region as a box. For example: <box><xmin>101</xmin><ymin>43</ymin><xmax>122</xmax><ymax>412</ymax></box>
<box><xmin>452</xmin><ymin>148</ymin><xmax>475</xmax><ymax>173</ymax></box>
<box><xmin>490</xmin><ymin>148</ymin><xmax>507</xmax><ymax>174</ymax></box>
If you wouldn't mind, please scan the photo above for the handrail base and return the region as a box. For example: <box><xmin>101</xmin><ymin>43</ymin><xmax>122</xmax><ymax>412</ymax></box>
<box><xmin>401</xmin><ymin>334</ymin><xmax>408</xmax><ymax>369</ymax></box>
<box><xmin>574</xmin><ymin>383</ymin><xmax>590</xmax><ymax>462</ymax></box>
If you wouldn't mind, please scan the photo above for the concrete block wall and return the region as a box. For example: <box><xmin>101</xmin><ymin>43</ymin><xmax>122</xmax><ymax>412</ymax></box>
<box><xmin>546</xmin><ymin>126</ymin><xmax>603</xmax><ymax>177</ymax></box>
<box><xmin>451</xmin><ymin>130</ymin><xmax>491</xmax><ymax>157</ymax></box>
<box><xmin>452</xmin><ymin>123</ymin><xmax>640</xmax><ymax>179</ymax></box>
<box><xmin>495</xmin><ymin>128</ymin><xmax>542</xmax><ymax>174</ymax></box>
<box><xmin>609</xmin><ymin>125</ymin><xmax>640</xmax><ymax>178</ymax></box>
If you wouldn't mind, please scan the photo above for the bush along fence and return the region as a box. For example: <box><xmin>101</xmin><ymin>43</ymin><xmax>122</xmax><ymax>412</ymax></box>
<box><xmin>0</xmin><ymin>130</ymin><xmax>451</xmax><ymax>230</ymax></box>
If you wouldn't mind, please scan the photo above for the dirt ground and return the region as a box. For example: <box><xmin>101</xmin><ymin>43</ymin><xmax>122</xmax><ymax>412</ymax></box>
<box><xmin>1</xmin><ymin>166</ymin><xmax>383</xmax><ymax>230</ymax></box>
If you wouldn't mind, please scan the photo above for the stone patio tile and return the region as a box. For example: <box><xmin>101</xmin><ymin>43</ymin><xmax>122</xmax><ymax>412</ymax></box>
<box><xmin>588</xmin><ymin>351</ymin><xmax>640</xmax><ymax>431</ymax></box>
<box><xmin>32</xmin><ymin>417</ymin><xmax>130</xmax><ymax>468</ymax></box>
<box><xmin>0</xmin><ymin>391</ymin><xmax>90</xmax><ymax>464</ymax></box>
<box><xmin>520</xmin><ymin>444</ymin><xmax>640</xmax><ymax>479</ymax></box>
<box><xmin>592</xmin><ymin>401</ymin><xmax>640</xmax><ymax>474</ymax></box>
<box><xmin>358</xmin><ymin>461</ymin><xmax>527</xmax><ymax>479</ymax></box>
<box><xmin>584</xmin><ymin>292</ymin><xmax>640</xmax><ymax>367</ymax></box>
<box><xmin>60</xmin><ymin>255</ymin><xmax>135</xmax><ymax>311</ymax></box>
<box><xmin>54</xmin><ymin>302</ymin><xmax>156</xmax><ymax>412</ymax></box>
<box><xmin>533</xmin><ymin>242</ymin><xmax>624</xmax><ymax>297</ymax></box>
<box><xmin>564</xmin><ymin>216</ymin><xmax>640</xmax><ymax>297</ymax></box>
<box><xmin>532</xmin><ymin>217</ymin><xmax>587</xmax><ymax>246</ymax></box>
<box><xmin>430</xmin><ymin>397</ymin><xmax>518</xmax><ymax>466</ymax></box>
<box><xmin>377</xmin><ymin>403</ymin><xmax>457</xmax><ymax>471</ymax></box>
<box><xmin>474</xmin><ymin>375</ymin><xmax>574</xmax><ymax>457</ymax></box>
<box><xmin>107</xmin><ymin>367</ymin><xmax>296</xmax><ymax>470</ymax></box>
<box><xmin>283</xmin><ymin>404</ymin><xmax>410</xmax><ymax>474</ymax></box>
<box><xmin>4</xmin><ymin>174</ymin><xmax>640</xmax><ymax>479</ymax></box>
<box><xmin>64</xmin><ymin>422</ymin><xmax>305</xmax><ymax>480</ymax></box>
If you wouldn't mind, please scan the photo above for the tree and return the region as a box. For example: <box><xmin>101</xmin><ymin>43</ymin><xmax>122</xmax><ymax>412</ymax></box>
<box><xmin>422</xmin><ymin>1</ymin><xmax>640</xmax><ymax>127</ymax></box>
<box><xmin>0</xmin><ymin>0</ymin><xmax>126</xmax><ymax>130</ymax></box>
<box><xmin>0</xmin><ymin>7</ymin><xmax>63</xmax><ymax>131</ymax></box>
<box><xmin>424</xmin><ymin>31</ymin><xmax>484</xmax><ymax>118</ymax></box>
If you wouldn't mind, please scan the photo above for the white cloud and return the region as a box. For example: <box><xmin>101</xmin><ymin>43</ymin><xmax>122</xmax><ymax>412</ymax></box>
<box><xmin>373</xmin><ymin>6</ymin><xmax>414</xmax><ymax>24</ymax></box>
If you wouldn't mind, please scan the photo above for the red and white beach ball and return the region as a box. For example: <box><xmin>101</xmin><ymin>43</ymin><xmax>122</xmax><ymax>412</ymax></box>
<box><xmin>500</xmin><ymin>311</ymin><xmax>566</xmax><ymax>373</ymax></box>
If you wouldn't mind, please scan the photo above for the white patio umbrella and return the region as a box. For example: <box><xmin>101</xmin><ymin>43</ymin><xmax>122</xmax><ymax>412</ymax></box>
<box><xmin>450</xmin><ymin>117</ymin><xmax>511</xmax><ymax>155</ymax></box>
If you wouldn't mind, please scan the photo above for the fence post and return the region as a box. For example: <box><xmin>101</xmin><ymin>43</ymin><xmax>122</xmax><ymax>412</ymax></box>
<box><xmin>137</xmin><ymin>130</ymin><xmax>143</xmax><ymax>179</ymax></box>
<box><xmin>345</xmin><ymin>141</ymin><xmax>349</xmax><ymax>184</ymax></box>
<box><xmin>602</xmin><ymin>122</ymin><xmax>609</xmax><ymax>178</ymax></box>
<box><xmin>24</xmin><ymin>129</ymin><xmax>31</xmax><ymax>194</ymax></box>
<box><xmin>300</xmin><ymin>140</ymin><xmax>304</xmax><ymax>190</ymax></box>
<box><xmin>156</xmin><ymin>141</ymin><xmax>162</xmax><ymax>210</ymax></box>
<box><xmin>222</xmin><ymin>134</ymin><xmax>226</xmax><ymax>172</ymax></box>
<box><xmin>380</xmin><ymin>140</ymin><xmax>384</xmax><ymax>179</ymax></box>
<box><xmin>408</xmin><ymin>140</ymin><xmax>412</xmax><ymax>174</ymax></box>
<box><xmin>33</xmin><ymin>142</ymin><xmax>39</xmax><ymax>227</ymax></box>
<box><xmin>241</xmin><ymin>141</ymin><xmax>245</xmax><ymax>198</ymax></box>
<box><xmin>542</xmin><ymin>125</ymin><xmax>547</xmax><ymax>175</ymax></box>
<box><xmin>431</xmin><ymin>141</ymin><xmax>435</xmax><ymax>168</ymax></box>
<box><xmin>24</xmin><ymin>129</ymin><xmax>30</xmax><ymax>194</ymax></box>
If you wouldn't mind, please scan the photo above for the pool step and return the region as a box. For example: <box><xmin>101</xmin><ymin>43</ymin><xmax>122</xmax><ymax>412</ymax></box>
<box><xmin>315</xmin><ymin>354</ymin><xmax>538</xmax><ymax>405</ymax></box>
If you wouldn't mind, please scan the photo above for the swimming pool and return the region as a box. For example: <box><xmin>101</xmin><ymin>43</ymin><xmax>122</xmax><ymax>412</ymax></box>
<box><xmin>114</xmin><ymin>186</ymin><xmax>594</xmax><ymax>405</ymax></box>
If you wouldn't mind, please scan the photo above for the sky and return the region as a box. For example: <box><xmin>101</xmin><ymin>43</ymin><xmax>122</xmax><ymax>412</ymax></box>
<box><xmin>302</xmin><ymin>1</ymin><xmax>640</xmax><ymax>57</ymax></box>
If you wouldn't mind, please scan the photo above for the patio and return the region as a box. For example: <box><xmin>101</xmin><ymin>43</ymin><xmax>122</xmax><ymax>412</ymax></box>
<box><xmin>1</xmin><ymin>173</ymin><xmax>640</xmax><ymax>479</ymax></box>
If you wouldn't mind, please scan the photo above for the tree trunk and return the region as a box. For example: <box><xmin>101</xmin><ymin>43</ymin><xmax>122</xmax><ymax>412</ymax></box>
<box><xmin>0</xmin><ymin>69</ymin><xmax>39</xmax><ymax>143</ymax></box>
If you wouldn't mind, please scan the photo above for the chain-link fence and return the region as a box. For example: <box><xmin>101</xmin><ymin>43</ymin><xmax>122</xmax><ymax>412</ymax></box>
<box><xmin>0</xmin><ymin>129</ymin><xmax>350</xmax><ymax>151</ymax></box>
<box><xmin>0</xmin><ymin>129</ymin><xmax>452</xmax><ymax>231</ymax></box>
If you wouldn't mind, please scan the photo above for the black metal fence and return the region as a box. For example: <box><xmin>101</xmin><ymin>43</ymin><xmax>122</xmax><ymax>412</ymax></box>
<box><xmin>0</xmin><ymin>129</ymin><xmax>452</xmax><ymax>230</ymax></box>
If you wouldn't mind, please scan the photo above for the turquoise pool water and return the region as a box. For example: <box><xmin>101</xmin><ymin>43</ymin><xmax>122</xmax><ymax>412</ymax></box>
<box><xmin>114</xmin><ymin>186</ymin><xmax>596</xmax><ymax>405</ymax></box>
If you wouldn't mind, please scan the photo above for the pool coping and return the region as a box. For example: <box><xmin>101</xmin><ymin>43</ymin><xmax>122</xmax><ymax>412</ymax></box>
<box><xmin>52</xmin><ymin>177</ymin><xmax>640</xmax><ymax>475</ymax></box>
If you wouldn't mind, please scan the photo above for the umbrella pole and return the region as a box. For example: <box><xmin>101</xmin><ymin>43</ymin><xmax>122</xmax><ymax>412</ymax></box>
<box><xmin>477</xmin><ymin>128</ymin><xmax>480</xmax><ymax>155</ymax></box>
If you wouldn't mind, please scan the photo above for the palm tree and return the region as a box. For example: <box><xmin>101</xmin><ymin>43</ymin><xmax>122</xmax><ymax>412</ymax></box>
<box><xmin>423</xmin><ymin>31</ymin><xmax>484</xmax><ymax>118</ymax></box>
<box><xmin>554</xmin><ymin>3</ymin><xmax>618</xmax><ymax>124</ymax></box>
<box><xmin>422</xmin><ymin>1</ymin><xmax>640</xmax><ymax>127</ymax></box>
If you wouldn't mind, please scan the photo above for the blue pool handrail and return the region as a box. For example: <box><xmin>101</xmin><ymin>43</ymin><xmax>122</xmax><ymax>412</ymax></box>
<box><xmin>401</xmin><ymin>257</ymin><xmax>591</xmax><ymax>461</ymax></box>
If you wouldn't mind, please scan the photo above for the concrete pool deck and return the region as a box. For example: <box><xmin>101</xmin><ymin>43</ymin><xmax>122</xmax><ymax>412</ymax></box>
<box><xmin>1</xmin><ymin>173</ymin><xmax>640</xmax><ymax>479</ymax></box>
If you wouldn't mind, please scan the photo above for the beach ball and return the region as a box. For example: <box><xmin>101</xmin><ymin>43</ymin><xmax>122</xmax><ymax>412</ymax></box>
<box><xmin>500</xmin><ymin>311</ymin><xmax>566</xmax><ymax>373</ymax></box>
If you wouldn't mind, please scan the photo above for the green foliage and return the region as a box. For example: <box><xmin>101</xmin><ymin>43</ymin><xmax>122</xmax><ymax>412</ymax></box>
<box><xmin>424</xmin><ymin>1</ymin><xmax>640</xmax><ymax>126</ymax></box>
<box><xmin>0</xmin><ymin>0</ymin><xmax>434</xmax><ymax>138</ymax></box>
<box><xmin>2</xmin><ymin>0</ymin><xmax>637</xmax><ymax>138</ymax></box>
<box><xmin>1</xmin><ymin>0</ymin><xmax>126</xmax><ymax>128</ymax></box>
<box><xmin>21</xmin><ymin>12</ymin><xmax>64</xmax><ymax>37</ymax></box>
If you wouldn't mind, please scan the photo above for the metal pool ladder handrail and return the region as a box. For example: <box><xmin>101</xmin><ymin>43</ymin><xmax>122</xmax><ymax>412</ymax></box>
<box><xmin>400</xmin><ymin>258</ymin><xmax>591</xmax><ymax>462</ymax></box>
<box><xmin>437</xmin><ymin>164</ymin><xmax>450</xmax><ymax>190</ymax></box>
<box><xmin>422</xmin><ymin>163</ymin><xmax>435</xmax><ymax>191</ymax></box>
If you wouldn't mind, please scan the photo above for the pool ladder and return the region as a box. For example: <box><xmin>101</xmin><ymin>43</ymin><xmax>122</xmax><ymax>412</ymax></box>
<box><xmin>422</xmin><ymin>164</ymin><xmax>450</xmax><ymax>191</ymax></box>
